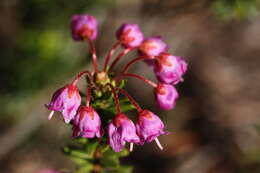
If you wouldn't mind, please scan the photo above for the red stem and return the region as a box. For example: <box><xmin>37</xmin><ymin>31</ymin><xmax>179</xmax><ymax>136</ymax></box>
<box><xmin>86</xmin><ymin>38</ymin><xmax>98</xmax><ymax>72</ymax></box>
<box><xmin>72</xmin><ymin>70</ymin><xmax>93</xmax><ymax>85</ymax></box>
<box><xmin>103</xmin><ymin>41</ymin><xmax>120</xmax><ymax>72</ymax></box>
<box><xmin>108</xmin><ymin>48</ymin><xmax>132</xmax><ymax>72</ymax></box>
<box><xmin>86</xmin><ymin>87</ymin><xmax>92</xmax><ymax>107</ymax></box>
<box><xmin>121</xmin><ymin>56</ymin><xmax>152</xmax><ymax>74</ymax></box>
<box><xmin>121</xmin><ymin>73</ymin><xmax>157</xmax><ymax>88</ymax></box>
<box><xmin>116</xmin><ymin>88</ymin><xmax>142</xmax><ymax>112</ymax></box>
<box><xmin>107</xmin><ymin>84</ymin><xmax>121</xmax><ymax>114</ymax></box>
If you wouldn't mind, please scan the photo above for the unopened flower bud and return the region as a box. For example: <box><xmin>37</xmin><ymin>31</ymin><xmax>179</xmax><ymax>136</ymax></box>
<box><xmin>155</xmin><ymin>83</ymin><xmax>178</xmax><ymax>110</ymax></box>
<box><xmin>116</xmin><ymin>24</ymin><xmax>144</xmax><ymax>48</ymax></box>
<box><xmin>139</xmin><ymin>36</ymin><xmax>168</xmax><ymax>57</ymax></box>
<box><xmin>94</xmin><ymin>71</ymin><xmax>110</xmax><ymax>86</ymax></box>
<box><xmin>71</xmin><ymin>14</ymin><xmax>98</xmax><ymax>41</ymax></box>
<box><xmin>154</xmin><ymin>52</ymin><xmax>187</xmax><ymax>84</ymax></box>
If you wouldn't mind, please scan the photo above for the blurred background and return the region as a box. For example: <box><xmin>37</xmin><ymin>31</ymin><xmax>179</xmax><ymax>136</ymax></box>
<box><xmin>1</xmin><ymin>0</ymin><xmax>260</xmax><ymax>172</ymax></box>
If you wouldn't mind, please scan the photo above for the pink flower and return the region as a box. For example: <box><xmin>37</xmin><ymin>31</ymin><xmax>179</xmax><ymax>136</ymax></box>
<box><xmin>72</xmin><ymin>106</ymin><xmax>102</xmax><ymax>138</ymax></box>
<box><xmin>46</xmin><ymin>84</ymin><xmax>81</xmax><ymax>123</ymax></box>
<box><xmin>138</xmin><ymin>36</ymin><xmax>168</xmax><ymax>57</ymax></box>
<box><xmin>108</xmin><ymin>113</ymin><xmax>139</xmax><ymax>152</ymax></box>
<box><xmin>155</xmin><ymin>83</ymin><xmax>179</xmax><ymax>110</ymax></box>
<box><xmin>136</xmin><ymin>110</ymin><xmax>166</xmax><ymax>150</ymax></box>
<box><xmin>116</xmin><ymin>24</ymin><xmax>144</xmax><ymax>48</ymax></box>
<box><xmin>71</xmin><ymin>14</ymin><xmax>98</xmax><ymax>41</ymax></box>
<box><xmin>154</xmin><ymin>52</ymin><xmax>187</xmax><ymax>84</ymax></box>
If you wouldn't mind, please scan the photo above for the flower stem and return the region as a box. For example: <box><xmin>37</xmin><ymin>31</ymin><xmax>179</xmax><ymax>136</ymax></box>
<box><xmin>121</xmin><ymin>73</ymin><xmax>157</xmax><ymax>88</ymax></box>
<box><xmin>86</xmin><ymin>87</ymin><xmax>92</xmax><ymax>107</ymax></box>
<box><xmin>103</xmin><ymin>41</ymin><xmax>120</xmax><ymax>72</ymax></box>
<box><xmin>108</xmin><ymin>48</ymin><xmax>132</xmax><ymax>72</ymax></box>
<box><xmin>107</xmin><ymin>84</ymin><xmax>121</xmax><ymax>114</ymax></box>
<box><xmin>121</xmin><ymin>56</ymin><xmax>152</xmax><ymax>73</ymax></box>
<box><xmin>116</xmin><ymin>87</ymin><xmax>142</xmax><ymax>112</ymax></box>
<box><xmin>72</xmin><ymin>70</ymin><xmax>93</xmax><ymax>85</ymax></box>
<box><xmin>86</xmin><ymin>37</ymin><xmax>98</xmax><ymax>72</ymax></box>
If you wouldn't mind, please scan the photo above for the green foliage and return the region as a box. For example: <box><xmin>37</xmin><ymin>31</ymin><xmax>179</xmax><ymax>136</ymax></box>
<box><xmin>63</xmin><ymin>138</ymin><xmax>133</xmax><ymax>173</ymax></box>
<box><xmin>2</xmin><ymin>0</ymin><xmax>114</xmax><ymax>97</ymax></box>
<box><xmin>212</xmin><ymin>0</ymin><xmax>260</xmax><ymax>20</ymax></box>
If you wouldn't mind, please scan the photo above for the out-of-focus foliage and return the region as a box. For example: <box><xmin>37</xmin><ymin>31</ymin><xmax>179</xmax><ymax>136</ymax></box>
<box><xmin>212</xmin><ymin>0</ymin><xmax>260</xmax><ymax>19</ymax></box>
<box><xmin>1</xmin><ymin>0</ymin><xmax>113</xmax><ymax>97</ymax></box>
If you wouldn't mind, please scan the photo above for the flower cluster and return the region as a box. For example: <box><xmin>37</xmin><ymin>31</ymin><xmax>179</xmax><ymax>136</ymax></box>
<box><xmin>46</xmin><ymin>14</ymin><xmax>187</xmax><ymax>152</ymax></box>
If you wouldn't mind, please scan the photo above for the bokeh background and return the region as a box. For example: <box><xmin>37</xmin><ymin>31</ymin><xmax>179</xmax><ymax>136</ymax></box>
<box><xmin>1</xmin><ymin>0</ymin><xmax>260</xmax><ymax>172</ymax></box>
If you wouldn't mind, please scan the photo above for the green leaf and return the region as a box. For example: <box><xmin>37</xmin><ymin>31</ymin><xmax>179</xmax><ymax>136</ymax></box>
<box><xmin>75</xmin><ymin>162</ymin><xmax>94</xmax><ymax>173</ymax></box>
<box><xmin>117</xmin><ymin>165</ymin><xmax>133</xmax><ymax>173</ymax></box>
<box><xmin>70</xmin><ymin>149</ymin><xmax>92</xmax><ymax>159</ymax></box>
<box><xmin>76</xmin><ymin>137</ymin><xmax>88</xmax><ymax>144</ymax></box>
<box><xmin>84</xmin><ymin>140</ymin><xmax>99</xmax><ymax>157</ymax></box>
<box><xmin>118</xmin><ymin>148</ymin><xmax>129</xmax><ymax>157</ymax></box>
<box><xmin>118</xmin><ymin>79</ymin><xmax>127</xmax><ymax>88</ymax></box>
<box><xmin>106</xmin><ymin>98</ymin><xmax>136</xmax><ymax>113</ymax></box>
<box><xmin>70</xmin><ymin>157</ymin><xmax>90</xmax><ymax>166</ymax></box>
<box><xmin>101</xmin><ymin>149</ymin><xmax>120</xmax><ymax>168</ymax></box>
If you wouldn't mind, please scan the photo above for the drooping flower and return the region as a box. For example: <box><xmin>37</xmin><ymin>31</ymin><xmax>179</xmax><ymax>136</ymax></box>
<box><xmin>136</xmin><ymin>109</ymin><xmax>166</xmax><ymax>150</ymax></box>
<box><xmin>138</xmin><ymin>36</ymin><xmax>168</xmax><ymax>57</ymax></box>
<box><xmin>154</xmin><ymin>52</ymin><xmax>187</xmax><ymax>84</ymax></box>
<box><xmin>71</xmin><ymin>14</ymin><xmax>98</xmax><ymax>41</ymax></box>
<box><xmin>155</xmin><ymin>83</ymin><xmax>179</xmax><ymax>110</ymax></box>
<box><xmin>108</xmin><ymin>113</ymin><xmax>139</xmax><ymax>152</ymax></box>
<box><xmin>72</xmin><ymin>106</ymin><xmax>102</xmax><ymax>138</ymax></box>
<box><xmin>116</xmin><ymin>23</ymin><xmax>144</xmax><ymax>48</ymax></box>
<box><xmin>45</xmin><ymin>84</ymin><xmax>81</xmax><ymax>123</ymax></box>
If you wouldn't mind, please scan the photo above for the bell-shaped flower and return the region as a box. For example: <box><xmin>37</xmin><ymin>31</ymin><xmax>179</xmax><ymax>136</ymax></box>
<box><xmin>45</xmin><ymin>84</ymin><xmax>81</xmax><ymax>123</ymax></box>
<box><xmin>108</xmin><ymin>113</ymin><xmax>140</xmax><ymax>152</ymax></box>
<box><xmin>154</xmin><ymin>52</ymin><xmax>187</xmax><ymax>84</ymax></box>
<box><xmin>136</xmin><ymin>109</ymin><xmax>166</xmax><ymax>150</ymax></box>
<box><xmin>72</xmin><ymin>106</ymin><xmax>102</xmax><ymax>138</ymax></box>
<box><xmin>71</xmin><ymin>14</ymin><xmax>98</xmax><ymax>41</ymax></box>
<box><xmin>155</xmin><ymin>83</ymin><xmax>179</xmax><ymax>110</ymax></box>
<box><xmin>116</xmin><ymin>23</ymin><xmax>144</xmax><ymax>48</ymax></box>
<box><xmin>138</xmin><ymin>36</ymin><xmax>168</xmax><ymax>57</ymax></box>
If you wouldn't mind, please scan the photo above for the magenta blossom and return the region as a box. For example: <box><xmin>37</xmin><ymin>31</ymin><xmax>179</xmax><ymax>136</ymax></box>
<box><xmin>116</xmin><ymin>23</ymin><xmax>144</xmax><ymax>48</ymax></box>
<box><xmin>72</xmin><ymin>106</ymin><xmax>102</xmax><ymax>138</ymax></box>
<box><xmin>136</xmin><ymin>109</ymin><xmax>166</xmax><ymax>150</ymax></box>
<box><xmin>71</xmin><ymin>14</ymin><xmax>98</xmax><ymax>41</ymax></box>
<box><xmin>154</xmin><ymin>52</ymin><xmax>187</xmax><ymax>84</ymax></box>
<box><xmin>139</xmin><ymin>36</ymin><xmax>168</xmax><ymax>57</ymax></box>
<box><xmin>155</xmin><ymin>83</ymin><xmax>179</xmax><ymax>110</ymax></box>
<box><xmin>108</xmin><ymin>113</ymin><xmax>140</xmax><ymax>152</ymax></box>
<box><xmin>46</xmin><ymin>84</ymin><xmax>81</xmax><ymax>123</ymax></box>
